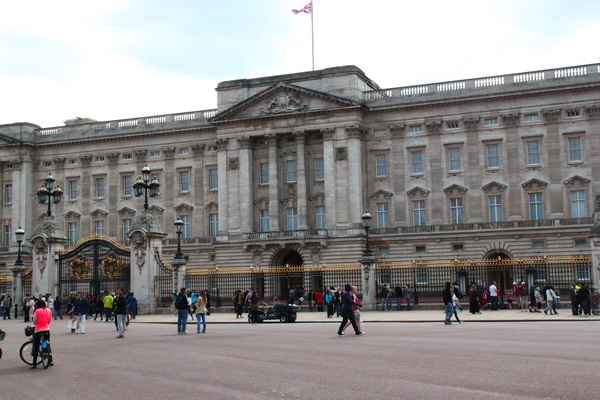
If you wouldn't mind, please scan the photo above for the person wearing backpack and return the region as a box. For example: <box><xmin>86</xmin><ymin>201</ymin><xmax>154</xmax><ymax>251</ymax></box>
<box><xmin>175</xmin><ymin>287</ymin><xmax>190</xmax><ymax>334</ymax></box>
<box><xmin>518</xmin><ymin>282</ymin><xmax>529</xmax><ymax>312</ymax></box>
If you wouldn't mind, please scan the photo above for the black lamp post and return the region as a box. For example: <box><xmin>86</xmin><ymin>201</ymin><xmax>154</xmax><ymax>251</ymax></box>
<box><xmin>174</xmin><ymin>216</ymin><xmax>185</xmax><ymax>262</ymax></box>
<box><xmin>361</xmin><ymin>210</ymin><xmax>373</xmax><ymax>257</ymax></box>
<box><xmin>37</xmin><ymin>172</ymin><xmax>63</xmax><ymax>217</ymax></box>
<box><xmin>133</xmin><ymin>164</ymin><xmax>160</xmax><ymax>210</ymax></box>
<box><xmin>14</xmin><ymin>226</ymin><xmax>24</xmax><ymax>267</ymax></box>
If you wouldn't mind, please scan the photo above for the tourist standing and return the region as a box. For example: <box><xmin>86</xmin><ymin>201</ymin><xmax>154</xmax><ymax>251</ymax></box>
<box><xmin>489</xmin><ymin>281</ymin><xmax>498</xmax><ymax>311</ymax></box>
<box><xmin>233</xmin><ymin>289</ymin><xmax>244</xmax><ymax>319</ymax></box>
<box><xmin>115</xmin><ymin>288</ymin><xmax>127</xmax><ymax>338</ymax></box>
<box><xmin>30</xmin><ymin>299</ymin><xmax>53</xmax><ymax>369</ymax></box>
<box><xmin>314</xmin><ymin>289</ymin><xmax>324</xmax><ymax>312</ymax></box>
<box><xmin>103</xmin><ymin>292</ymin><xmax>114</xmax><ymax>322</ymax></box>
<box><xmin>175</xmin><ymin>288</ymin><xmax>189</xmax><ymax>334</ymax></box>
<box><xmin>2</xmin><ymin>295</ymin><xmax>12</xmax><ymax>320</ymax></box>
<box><xmin>325</xmin><ymin>289</ymin><xmax>334</xmax><ymax>318</ymax></box>
<box><xmin>394</xmin><ymin>284</ymin><xmax>403</xmax><ymax>311</ymax></box>
<box><xmin>403</xmin><ymin>284</ymin><xmax>412</xmax><ymax>311</ymax></box>
<box><xmin>53</xmin><ymin>296</ymin><xmax>63</xmax><ymax>320</ymax></box>
<box><xmin>72</xmin><ymin>292</ymin><xmax>89</xmax><ymax>334</ymax></box>
<box><xmin>127</xmin><ymin>292</ymin><xmax>138</xmax><ymax>320</ymax></box>
<box><xmin>249</xmin><ymin>290</ymin><xmax>260</xmax><ymax>324</ymax></box>
<box><xmin>518</xmin><ymin>282</ymin><xmax>529</xmax><ymax>312</ymax></box>
<box><xmin>196</xmin><ymin>290</ymin><xmax>208</xmax><ymax>333</ymax></box>
<box><xmin>468</xmin><ymin>285</ymin><xmax>480</xmax><ymax>314</ymax></box>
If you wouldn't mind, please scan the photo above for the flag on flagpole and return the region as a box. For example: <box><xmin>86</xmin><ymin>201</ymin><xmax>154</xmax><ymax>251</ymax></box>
<box><xmin>292</xmin><ymin>1</ymin><xmax>312</xmax><ymax>14</ymax></box>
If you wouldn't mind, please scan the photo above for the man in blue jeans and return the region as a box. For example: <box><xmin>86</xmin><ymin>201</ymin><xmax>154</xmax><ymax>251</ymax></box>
<box><xmin>175</xmin><ymin>287</ymin><xmax>189</xmax><ymax>334</ymax></box>
<box><xmin>337</xmin><ymin>284</ymin><xmax>364</xmax><ymax>336</ymax></box>
<box><xmin>443</xmin><ymin>282</ymin><xmax>454</xmax><ymax>325</ymax></box>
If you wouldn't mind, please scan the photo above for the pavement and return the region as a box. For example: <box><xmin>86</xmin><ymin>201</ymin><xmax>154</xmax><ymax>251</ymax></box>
<box><xmin>132</xmin><ymin>306</ymin><xmax>600</xmax><ymax>324</ymax></box>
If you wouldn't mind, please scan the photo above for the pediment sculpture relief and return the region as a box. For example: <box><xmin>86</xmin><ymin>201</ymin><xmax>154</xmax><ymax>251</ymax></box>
<box><xmin>261</xmin><ymin>91</ymin><xmax>309</xmax><ymax>114</ymax></box>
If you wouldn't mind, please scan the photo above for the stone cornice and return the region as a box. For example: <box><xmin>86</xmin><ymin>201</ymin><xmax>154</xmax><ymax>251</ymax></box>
<box><xmin>346</xmin><ymin>125</ymin><xmax>367</xmax><ymax>140</ymax></box>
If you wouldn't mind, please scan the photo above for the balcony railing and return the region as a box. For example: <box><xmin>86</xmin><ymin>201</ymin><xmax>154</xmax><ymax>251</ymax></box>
<box><xmin>162</xmin><ymin>237</ymin><xmax>215</xmax><ymax>245</ymax></box>
<box><xmin>369</xmin><ymin>217</ymin><xmax>593</xmax><ymax>236</ymax></box>
<box><xmin>243</xmin><ymin>230</ymin><xmax>326</xmax><ymax>240</ymax></box>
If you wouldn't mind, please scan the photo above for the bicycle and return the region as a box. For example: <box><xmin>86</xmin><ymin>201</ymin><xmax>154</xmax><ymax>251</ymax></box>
<box><xmin>0</xmin><ymin>328</ymin><xmax>5</xmax><ymax>360</ymax></box>
<box><xmin>19</xmin><ymin>326</ymin><xmax>53</xmax><ymax>369</ymax></box>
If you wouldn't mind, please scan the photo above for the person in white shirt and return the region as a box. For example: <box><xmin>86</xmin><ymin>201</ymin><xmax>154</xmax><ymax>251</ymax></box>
<box><xmin>544</xmin><ymin>287</ymin><xmax>558</xmax><ymax>315</ymax></box>
<box><xmin>489</xmin><ymin>281</ymin><xmax>498</xmax><ymax>311</ymax></box>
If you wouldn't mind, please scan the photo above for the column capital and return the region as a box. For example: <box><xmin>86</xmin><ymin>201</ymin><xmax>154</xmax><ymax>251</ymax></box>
<box><xmin>293</xmin><ymin>130</ymin><xmax>306</xmax><ymax>144</ymax></box>
<box><xmin>321</xmin><ymin>127</ymin><xmax>335</xmax><ymax>140</ymax></box>
<box><xmin>106</xmin><ymin>152</ymin><xmax>120</xmax><ymax>164</ymax></box>
<box><xmin>134</xmin><ymin>150</ymin><xmax>147</xmax><ymax>161</ymax></box>
<box><xmin>191</xmin><ymin>144</ymin><xmax>205</xmax><ymax>157</ymax></box>
<box><xmin>53</xmin><ymin>158</ymin><xmax>66</xmax><ymax>168</ymax></box>
<box><xmin>237</xmin><ymin>137</ymin><xmax>252</xmax><ymax>149</ymax></box>
<box><xmin>346</xmin><ymin>125</ymin><xmax>367</xmax><ymax>140</ymax></box>
<box><xmin>216</xmin><ymin>138</ymin><xmax>229</xmax><ymax>151</ymax></box>
<box><xmin>162</xmin><ymin>147</ymin><xmax>176</xmax><ymax>158</ymax></box>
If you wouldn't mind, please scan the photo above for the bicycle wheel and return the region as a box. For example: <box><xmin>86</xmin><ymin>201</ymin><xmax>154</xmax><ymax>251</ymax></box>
<box><xmin>19</xmin><ymin>341</ymin><xmax>41</xmax><ymax>366</ymax></box>
<box><xmin>41</xmin><ymin>349</ymin><xmax>50</xmax><ymax>369</ymax></box>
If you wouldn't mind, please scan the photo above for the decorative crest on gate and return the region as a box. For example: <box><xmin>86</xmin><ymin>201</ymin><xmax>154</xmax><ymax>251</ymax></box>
<box><xmin>101</xmin><ymin>256</ymin><xmax>122</xmax><ymax>279</ymax></box>
<box><xmin>70</xmin><ymin>258</ymin><xmax>90</xmax><ymax>280</ymax></box>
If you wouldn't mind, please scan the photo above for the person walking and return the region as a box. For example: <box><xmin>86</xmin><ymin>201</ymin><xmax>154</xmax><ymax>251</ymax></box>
<box><xmin>489</xmin><ymin>281</ymin><xmax>498</xmax><ymax>311</ymax></box>
<box><xmin>380</xmin><ymin>285</ymin><xmax>389</xmax><ymax>311</ymax></box>
<box><xmin>175</xmin><ymin>288</ymin><xmax>190</xmax><ymax>334</ymax></box>
<box><xmin>544</xmin><ymin>286</ymin><xmax>558</xmax><ymax>315</ymax></box>
<box><xmin>196</xmin><ymin>290</ymin><xmax>208</xmax><ymax>333</ymax></box>
<box><xmin>53</xmin><ymin>296</ymin><xmax>63</xmax><ymax>320</ymax></box>
<box><xmin>2</xmin><ymin>295</ymin><xmax>12</xmax><ymax>320</ymax></box>
<box><xmin>443</xmin><ymin>282</ymin><xmax>454</xmax><ymax>325</ymax></box>
<box><xmin>72</xmin><ymin>292</ymin><xmax>89</xmax><ymax>334</ymax></box>
<box><xmin>30</xmin><ymin>299</ymin><xmax>53</xmax><ymax>369</ymax></box>
<box><xmin>325</xmin><ymin>289</ymin><xmax>334</xmax><ymax>318</ymax></box>
<box><xmin>342</xmin><ymin>286</ymin><xmax>363</xmax><ymax>334</ymax></box>
<box><xmin>249</xmin><ymin>290</ymin><xmax>260</xmax><ymax>324</ymax></box>
<box><xmin>127</xmin><ymin>292</ymin><xmax>138</xmax><ymax>320</ymax></box>
<box><xmin>233</xmin><ymin>289</ymin><xmax>244</xmax><ymax>319</ymax></box>
<box><xmin>451</xmin><ymin>284</ymin><xmax>462</xmax><ymax>323</ymax></box>
<box><xmin>103</xmin><ymin>292</ymin><xmax>114</xmax><ymax>323</ymax></box>
<box><xmin>337</xmin><ymin>284</ymin><xmax>364</xmax><ymax>336</ymax></box>
<box><xmin>468</xmin><ymin>285</ymin><xmax>480</xmax><ymax>314</ymax></box>
<box><xmin>518</xmin><ymin>282</ymin><xmax>529</xmax><ymax>312</ymax></box>
<box><xmin>115</xmin><ymin>288</ymin><xmax>127</xmax><ymax>338</ymax></box>
<box><xmin>394</xmin><ymin>284</ymin><xmax>403</xmax><ymax>311</ymax></box>
<box><xmin>579</xmin><ymin>283</ymin><xmax>591</xmax><ymax>317</ymax></box>
<box><xmin>403</xmin><ymin>284</ymin><xmax>412</xmax><ymax>311</ymax></box>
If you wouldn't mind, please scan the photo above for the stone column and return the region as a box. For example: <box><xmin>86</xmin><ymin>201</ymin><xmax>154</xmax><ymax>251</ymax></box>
<box><xmin>172</xmin><ymin>259</ymin><xmax>187</xmax><ymax>296</ymax></box>
<box><xmin>346</xmin><ymin>126</ymin><xmax>366</xmax><ymax>228</ymax></box>
<box><xmin>294</xmin><ymin>130</ymin><xmax>309</xmax><ymax>230</ymax></box>
<box><xmin>266</xmin><ymin>134</ymin><xmax>280</xmax><ymax>231</ymax></box>
<box><xmin>191</xmin><ymin>145</ymin><xmax>205</xmax><ymax>237</ymax></box>
<box><xmin>216</xmin><ymin>139</ymin><xmax>229</xmax><ymax>235</ymax></box>
<box><xmin>238</xmin><ymin>137</ymin><xmax>254</xmax><ymax>233</ymax></box>
<box><xmin>129</xmin><ymin>211</ymin><xmax>166</xmax><ymax>314</ymax></box>
<box><xmin>9</xmin><ymin>264</ymin><xmax>26</xmax><ymax>317</ymax></box>
<box><xmin>106</xmin><ymin>152</ymin><xmax>120</xmax><ymax>238</ymax></box>
<box><xmin>321</xmin><ymin>128</ymin><xmax>337</xmax><ymax>229</ymax></box>
<box><xmin>29</xmin><ymin>217</ymin><xmax>69</xmax><ymax>297</ymax></box>
<box><xmin>360</xmin><ymin>254</ymin><xmax>376</xmax><ymax>311</ymax></box>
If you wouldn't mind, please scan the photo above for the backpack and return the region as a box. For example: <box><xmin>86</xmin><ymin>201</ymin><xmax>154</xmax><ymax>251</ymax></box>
<box><xmin>175</xmin><ymin>294</ymin><xmax>188</xmax><ymax>310</ymax></box>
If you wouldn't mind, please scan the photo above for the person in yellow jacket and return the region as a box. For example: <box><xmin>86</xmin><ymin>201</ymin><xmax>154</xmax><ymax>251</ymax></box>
<box><xmin>103</xmin><ymin>292</ymin><xmax>114</xmax><ymax>323</ymax></box>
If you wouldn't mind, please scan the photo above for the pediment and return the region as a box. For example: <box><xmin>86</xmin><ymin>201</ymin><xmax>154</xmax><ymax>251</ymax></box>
<box><xmin>117</xmin><ymin>207</ymin><xmax>136</xmax><ymax>217</ymax></box>
<box><xmin>204</xmin><ymin>201</ymin><xmax>218</xmax><ymax>211</ymax></box>
<box><xmin>406</xmin><ymin>186</ymin><xmax>430</xmax><ymax>198</ymax></box>
<box><xmin>521</xmin><ymin>178</ymin><xmax>548</xmax><ymax>190</ymax></box>
<box><xmin>90</xmin><ymin>209</ymin><xmax>108</xmax><ymax>218</ymax></box>
<box><xmin>148</xmin><ymin>205</ymin><xmax>164</xmax><ymax>215</ymax></box>
<box><xmin>443</xmin><ymin>184</ymin><xmax>468</xmax><ymax>196</ymax></box>
<box><xmin>174</xmin><ymin>203</ymin><xmax>194</xmax><ymax>213</ymax></box>
<box><xmin>369</xmin><ymin>189</ymin><xmax>393</xmax><ymax>200</ymax></box>
<box><xmin>210</xmin><ymin>82</ymin><xmax>362</xmax><ymax>123</ymax></box>
<box><xmin>64</xmin><ymin>211</ymin><xmax>81</xmax><ymax>220</ymax></box>
<box><xmin>481</xmin><ymin>181</ymin><xmax>507</xmax><ymax>193</ymax></box>
<box><xmin>253</xmin><ymin>196</ymin><xmax>269</xmax><ymax>207</ymax></box>
<box><xmin>563</xmin><ymin>175</ymin><xmax>590</xmax><ymax>187</ymax></box>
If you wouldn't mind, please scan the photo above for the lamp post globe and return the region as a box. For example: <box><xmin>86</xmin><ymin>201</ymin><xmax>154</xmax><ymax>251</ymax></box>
<box><xmin>361</xmin><ymin>210</ymin><xmax>373</xmax><ymax>257</ymax></box>
<box><xmin>37</xmin><ymin>172</ymin><xmax>62</xmax><ymax>216</ymax></box>
<box><xmin>14</xmin><ymin>226</ymin><xmax>24</xmax><ymax>267</ymax></box>
<box><xmin>133</xmin><ymin>165</ymin><xmax>160</xmax><ymax>210</ymax></box>
<box><xmin>174</xmin><ymin>216</ymin><xmax>184</xmax><ymax>261</ymax></box>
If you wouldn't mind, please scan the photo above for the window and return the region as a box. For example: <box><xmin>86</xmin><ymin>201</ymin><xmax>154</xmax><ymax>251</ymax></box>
<box><xmin>566</xmin><ymin>109</ymin><xmax>580</xmax><ymax>117</ymax></box>
<box><xmin>568</xmin><ymin>137</ymin><xmax>583</xmax><ymax>162</ymax></box>
<box><xmin>415</xmin><ymin>246</ymin><xmax>426</xmax><ymax>253</ymax></box>
<box><xmin>416</xmin><ymin>268</ymin><xmax>428</xmax><ymax>284</ymax></box>
<box><xmin>529</xmin><ymin>193</ymin><xmax>544</xmax><ymax>220</ymax></box>
<box><xmin>286</xmin><ymin>137</ymin><xmax>296</xmax><ymax>143</ymax></box>
<box><xmin>179</xmin><ymin>171</ymin><xmax>190</xmax><ymax>192</ymax></box>
<box><xmin>446</xmin><ymin>122</ymin><xmax>459</xmax><ymax>129</ymax></box>
<box><xmin>314</xmin><ymin>158</ymin><xmax>324</xmax><ymax>180</ymax></box>
<box><xmin>411</xmin><ymin>150</ymin><xmax>423</xmax><ymax>175</ymax></box>
<box><xmin>484</xmin><ymin>118</ymin><xmax>499</xmax><ymax>126</ymax></box>
<box><xmin>150</xmin><ymin>150</ymin><xmax>161</xmax><ymax>157</ymax></box>
<box><xmin>209</xmin><ymin>169</ymin><xmax>218</xmax><ymax>190</ymax></box>
<box><xmin>122</xmin><ymin>153</ymin><xmax>133</xmax><ymax>160</ymax></box>
<box><xmin>43</xmin><ymin>161</ymin><xmax>52</xmax><ymax>167</ymax></box>
<box><xmin>379</xmin><ymin>247</ymin><xmax>390</xmax><ymax>255</ymax></box>
<box><xmin>122</xmin><ymin>219</ymin><xmax>131</xmax><ymax>242</ymax></box>
<box><xmin>453</xmin><ymin>244</ymin><xmax>464</xmax><ymax>251</ymax></box>
<box><xmin>69</xmin><ymin>159</ymin><xmax>79</xmax><ymax>165</ymax></box>
<box><xmin>286</xmin><ymin>208</ymin><xmax>298</xmax><ymax>231</ymax></box>
<box><xmin>413</xmin><ymin>200</ymin><xmax>426</xmax><ymax>226</ymax></box>
<box><xmin>122</xmin><ymin>175</ymin><xmax>132</xmax><ymax>196</ymax></box>
<box><xmin>4</xmin><ymin>184</ymin><xmax>12</xmax><ymax>204</ymax></box>
<box><xmin>95</xmin><ymin>156</ymin><xmax>105</xmax><ymax>162</ymax></box>
<box><xmin>526</xmin><ymin>140</ymin><xmax>540</xmax><ymax>165</ymax></box>
<box><xmin>179</xmin><ymin>148</ymin><xmax>190</xmax><ymax>155</ymax></box>
<box><xmin>259</xmin><ymin>163</ymin><xmax>269</xmax><ymax>185</ymax></box>
<box><xmin>450</xmin><ymin>198</ymin><xmax>463</xmax><ymax>224</ymax></box>
<box><xmin>207</xmin><ymin>146</ymin><xmax>217</xmax><ymax>152</ymax></box>
<box><xmin>315</xmin><ymin>206</ymin><xmax>326</xmax><ymax>229</ymax></box>
<box><xmin>209</xmin><ymin>213</ymin><xmax>218</xmax><ymax>237</ymax></box>
<box><xmin>68</xmin><ymin>180</ymin><xmax>78</xmax><ymax>200</ymax></box>
<box><xmin>375</xmin><ymin>154</ymin><xmax>387</xmax><ymax>177</ymax></box>
<box><xmin>373</xmin><ymin>130</ymin><xmax>387</xmax><ymax>137</ymax></box>
<box><xmin>376</xmin><ymin>202</ymin><xmax>389</xmax><ymax>228</ymax></box>
<box><xmin>180</xmin><ymin>215</ymin><xmax>190</xmax><ymax>239</ymax></box>
<box><xmin>570</xmin><ymin>190</ymin><xmax>586</xmax><ymax>217</ymax></box>
<box><xmin>448</xmin><ymin>148</ymin><xmax>461</xmax><ymax>172</ymax></box>
<box><xmin>259</xmin><ymin>209</ymin><xmax>270</xmax><ymax>232</ymax></box>
<box><xmin>286</xmin><ymin>161</ymin><xmax>297</xmax><ymax>183</ymax></box>
<box><xmin>3</xmin><ymin>225</ymin><xmax>11</xmax><ymax>246</ymax></box>
<box><xmin>532</xmin><ymin>240</ymin><xmax>545</xmax><ymax>248</ymax></box>
<box><xmin>95</xmin><ymin>220</ymin><xmax>105</xmax><ymax>235</ymax></box>
<box><xmin>489</xmin><ymin>195</ymin><xmax>503</xmax><ymax>222</ymax></box>
<box><xmin>95</xmin><ymin>177</ymin><xmax>105</xmax><ymax>198</ymax></box>
<box><xmin>486</xmin><ymin>144</ymin><xmax>500</xmax><ymax>169</ymax></box>
<box><xmin>68</xmin><ymin>222</ymin><xmax>78</xmax><ymax>245</ymax></box>
<box><xmin>524</xmin><ymin>114</ymin><xmax>539</xmax><ymax>122</ymax></box>
<box><xmin>575</xmin><ymin>239</ymin><xmax>588</xmax><ymax>247</ymax></box>
<box><xmin>409</xmin><ymin>125</ymin><xmax>422</xmax><ymax>133</ymax></box>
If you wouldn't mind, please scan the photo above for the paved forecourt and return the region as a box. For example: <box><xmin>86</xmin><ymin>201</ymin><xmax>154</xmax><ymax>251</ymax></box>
<box><xmin>0</xmin><ymin>311</ymin><xmax>598</xmax><ymax>400</ymax></box>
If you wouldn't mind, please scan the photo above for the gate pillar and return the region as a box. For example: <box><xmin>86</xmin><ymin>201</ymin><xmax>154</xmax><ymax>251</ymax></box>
<box><xmin>129</xmin><ymin>212</ymin><xmax>166</xmax><ymax>315</ymax></box>
<box><xmin>590</xmin><ymin>235</ymin><xmax>600</xmax><ymax>289</ymax></box>
<box><xmin>30</xmin><ymin>216</ymin><xmax>69</xmax><ymax>297</ymax></box>
<box><xmin>360</xmin><ymin>254</ymin><xmax>376</xmax><ymax>311</ymax></box>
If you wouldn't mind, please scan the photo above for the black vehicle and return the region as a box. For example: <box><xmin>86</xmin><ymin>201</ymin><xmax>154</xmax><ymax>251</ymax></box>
<box><xmin>248</xmin><ymin>303</ymin><xmax>300</xmax><ymax>323</ymax></box>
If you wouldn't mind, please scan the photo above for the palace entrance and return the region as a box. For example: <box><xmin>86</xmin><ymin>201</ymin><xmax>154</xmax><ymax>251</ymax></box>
<box><xmin>276</xmin><ymin>250</ymin><xmax>304</xmax><ymax>303</ymax></box>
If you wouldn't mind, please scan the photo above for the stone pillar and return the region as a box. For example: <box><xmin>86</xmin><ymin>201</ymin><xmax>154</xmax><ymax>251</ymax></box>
<box><xmin>346</xmin><ymin>126</ymin><xmax>366</xmax><ymax>228</ymax></box>
<box><xmin>294</xmin><ymin>130</ymin><xmax>309</xmax><ymax>230</ymax></box>
<box><xmin>590</xmin><ymin>194</ymin><xmax>600</xmax><ymax>288</ymax></box>
<box><xmin>266</xmin><ymin>134</ymin><xmax>280</xmax><ymax>231</ymax></box>
<box><xmin>9</xmin><ymin>265</ymin><xmax>26</xmax><ymax>316</ymax></box>
<box><xmin>29</xmin><ymin>217</ymin><xmax>69</xmax><ymax>297</ymax></box>
<box><xmin>129</xmin><ymin>211</ymin><xmax>166</xmax><ymax>314</ymax></box>
<box><xmin>172</xmin><ymin>259</ymin><xmax>187</xmax><ymax>295</ymax></box>
<box><xmin>321</xmin><ymin>128</ymin><xmax>337</xmax><ymax>229</ymax></box>
<box><xmin>238</xmin><ymin>137</ymin><xmax>254</xmax><ymax>233</ymax></box>
<box><xmin>216</xmin><ymin>139</ymin><xmax>229</xmax><ymax>235</ymax></box>
<box><xmin>360</xmin><ymin>254</ymin><xmax>376</xmax><ymax>311</ymax></box>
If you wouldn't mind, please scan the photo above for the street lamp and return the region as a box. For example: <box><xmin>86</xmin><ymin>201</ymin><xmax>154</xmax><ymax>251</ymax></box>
<box><xmin>361</xmin><ymin>210</ymin><xmax>373</xmax><ymax>257</ymax></box>
<box><xmin>133</xmin><ymin>164</ymin><xmax>160</xmax><ymax>210</ymax></box>
<box><xmin>14</xmin><ymin>226</ymin><xmax>24</xmax><ymax>267</ymax></box>
<box><xmin>174</xmin><ymin>216</ymin><xmax>185</xmax><ymax>262</ymax></box>
<box><xmin>37</xmin><ymin>172</ymin><xmax>63</xmax><ymax>217</ymax></box>
<box><xmin>172</xmin><ymin>216</ymin><xmax>186</xmax><ymax>296</ymax></box>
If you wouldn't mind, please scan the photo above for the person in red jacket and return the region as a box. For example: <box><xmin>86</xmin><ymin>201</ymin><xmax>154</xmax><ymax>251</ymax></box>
<box><xmin>314</xmin><ymin>289</ymin><xmax>324</xmax><ymax>312</ymax></box>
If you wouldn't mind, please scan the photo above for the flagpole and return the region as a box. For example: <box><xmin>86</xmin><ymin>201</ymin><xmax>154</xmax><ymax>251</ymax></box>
<box><xmin>311</xmin><ymin>1</ymin><xmax>315</xmax><ymax>71</ymax></box>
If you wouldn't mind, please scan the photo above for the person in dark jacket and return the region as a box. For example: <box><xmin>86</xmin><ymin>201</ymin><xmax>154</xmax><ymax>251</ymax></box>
<box><xmin>337</xmin><ymin>284</ymin><xmax>364</xmax><ymax>336</ymax></box>
<box><xmin>72</xmin><ymin>292</ymin><xmax>89</xmax><ymax>334</ymax></box>
<box><xmin>115</xmin><ymin>288</ymin><xmax>128</xmax><ymax>338</ymax></box>
<box><xmin>468</xmin><ymin>285</ymin><xmax>480</xmax><ymax>314</ymax></box>
<box><xmin>443</xmin><ymin>282</ymin><xmax>454</xmax><ymax>325</ymax></box>
<box><xmin>578</xmin><ymin>283</ymin><xmax>591</xmax><ymax>316</ymax></box>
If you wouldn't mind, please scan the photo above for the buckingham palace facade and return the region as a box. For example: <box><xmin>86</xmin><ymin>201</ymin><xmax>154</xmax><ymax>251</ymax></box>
<box><xmin>1</xmin><ymin>63</ymin><xmax>599</xmax><ymax>281</ymax></box>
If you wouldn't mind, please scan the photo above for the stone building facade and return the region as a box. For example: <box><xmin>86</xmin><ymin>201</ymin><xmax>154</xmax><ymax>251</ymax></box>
<box><xmin>0</xmin><ymin>63</ymin><xmax>599</xmax><ymax>293</ymax></box>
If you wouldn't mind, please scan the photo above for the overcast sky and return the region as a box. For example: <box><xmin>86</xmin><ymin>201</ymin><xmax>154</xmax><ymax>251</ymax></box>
<box><xmin>1</xmin><ymin>0</ymin><xmax>598</xmax><ymax>127</ymax></box>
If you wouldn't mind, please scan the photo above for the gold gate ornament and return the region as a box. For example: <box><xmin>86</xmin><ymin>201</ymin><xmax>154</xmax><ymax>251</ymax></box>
<box><xmin>70</xmin><ymin>258</ymin><xmax>90</xmax><ymax>280</ymax></box>
<box><xmin>101</xmin><ymin>256</ymin><xmax>122</xmax><ymax>280</ymax></box>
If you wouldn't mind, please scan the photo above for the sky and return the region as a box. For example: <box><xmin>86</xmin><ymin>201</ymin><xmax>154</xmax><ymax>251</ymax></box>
<box><xmin>0</xmin><ymin>0</ymin><xmax>599</xmax><ymax>128</ymax></box>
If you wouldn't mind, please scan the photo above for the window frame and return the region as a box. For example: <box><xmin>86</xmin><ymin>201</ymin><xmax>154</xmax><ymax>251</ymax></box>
<box><xmin>375</xmin><ymin>154</ymin><xmax>387</xmax><ymax>177</ymax></box>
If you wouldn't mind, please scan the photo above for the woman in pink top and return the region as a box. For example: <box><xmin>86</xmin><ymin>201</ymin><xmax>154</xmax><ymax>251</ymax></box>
<box><xmin>31</xmin><ymin>299</ymin><xmax>53</xmax><ymax>369</ymax></box>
